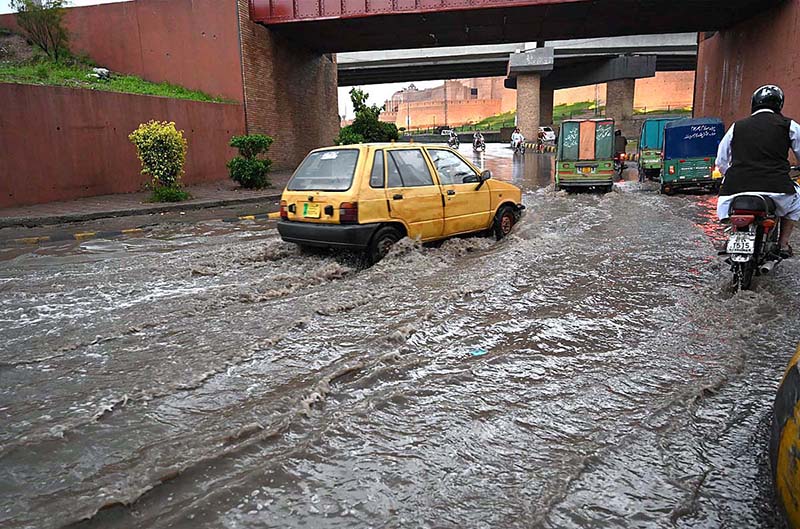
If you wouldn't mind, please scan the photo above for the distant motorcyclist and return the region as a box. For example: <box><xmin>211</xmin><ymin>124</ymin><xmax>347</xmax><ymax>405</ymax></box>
<box><xmin>473</xmin><ymin>131</ymin><xmax>484</xmax><ymax>142</ymax></box>
<box><xmin>511</xmin><ymin>127</ymin><xmax>525</xmax><ymax>149</ymax></box>
<box><xmin>614</xmin><ymin>129</ymin><xmax>628</xmax><ymax>156</ymax></box>
<box><xmin>716</xmin><ymin>85</ymin><xmax>800</xmax><ymax>258</ymax></box>
<box><xmin>448</xmin><ymin>130</ymin><xmax>459</xmax><ymax>147</ymax></box>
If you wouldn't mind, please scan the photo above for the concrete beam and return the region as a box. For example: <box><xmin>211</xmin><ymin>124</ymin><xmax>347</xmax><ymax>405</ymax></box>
<box><xmin>507</xmin><ymin>47</ymin><xmax>555</xmax><ymax>76</ymax></box>
<box><xmin>506</xmin><ymin>55</ymin><xmax>656</xmax><ymax>90</ymax></box>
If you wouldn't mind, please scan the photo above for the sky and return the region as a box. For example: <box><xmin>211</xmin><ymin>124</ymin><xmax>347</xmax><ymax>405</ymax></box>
<box><xmin>0</xmin><ymin>0</ymin><xmax>445</xmax><ymax>118</ymax></box>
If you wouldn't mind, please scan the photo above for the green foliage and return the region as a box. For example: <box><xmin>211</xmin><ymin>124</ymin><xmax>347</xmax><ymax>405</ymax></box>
<box><xmin>336</xmin><ymin>88</ymin><xmax>399</xmax><ymax>145</ymax></box>
<box><xmin>151</xmin><ymin>185</ymin><xmax>190</xmax><ymax>203</ymax></box>
<box><xmin>11</xmin><ymin>0</ymin><xmax>69</xmax><ymax>62</ymax></box>
<box><xmin>335</xmin><ymin>128</ymin><xmax>365</xmax><ymax>146</ymax></box>
<box><xmin>129</xmin><ymin>121</ymin><xmax>188</xmax><ymax>198</ymax></box>
<box><xmin>0</xmin><ymin>59</ymin><xmax>231</xmax><ymax>102</ymax></box>
<box><xmin>227</xmin><ymin>134</ymin><xmax>273</xmax><ymax>189</ymax></box>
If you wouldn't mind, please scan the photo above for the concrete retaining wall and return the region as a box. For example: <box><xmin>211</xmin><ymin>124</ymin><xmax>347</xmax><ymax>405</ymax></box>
<box><xmin>0</xmin><ymin>84</ymin><xmax>245</xmax><ymax>208</ymax></box>
<box><xmin>694</xmin><ymin>0</ymin><xmax>800</xmax><ymax>126</ymax></box>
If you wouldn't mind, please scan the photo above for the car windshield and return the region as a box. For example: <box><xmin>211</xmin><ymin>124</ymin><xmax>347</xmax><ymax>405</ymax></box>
<box><xmin>287</xmin><ymin>149</ymin><xmax>359</xmax><ymax>191</ymax></box>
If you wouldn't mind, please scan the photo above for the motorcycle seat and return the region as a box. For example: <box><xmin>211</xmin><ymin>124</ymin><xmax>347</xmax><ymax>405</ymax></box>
<box><xmin>729</xmin><ymin>194</ymin><xmax>777</xmax><ymax>215</ymax></box>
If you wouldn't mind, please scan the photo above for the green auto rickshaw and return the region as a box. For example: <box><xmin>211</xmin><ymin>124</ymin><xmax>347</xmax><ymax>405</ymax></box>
<box><xmin>637</xmin><ymin>117</ymin><xmax>678</xmax><ymax>181</ymax></box>
<box><xmin>555</xmin><ymin>118</ymin><xmax>615</xmax><ymax>193</ymax></box>
<box><xmin>661</xmin><ymin>118</ymin><xmax>725</xmax><ymax>195</ymax></box>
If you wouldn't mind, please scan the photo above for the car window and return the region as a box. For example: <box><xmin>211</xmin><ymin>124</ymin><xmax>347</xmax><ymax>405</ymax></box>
<box><xmin>386</xmin><ymin>150</ymin><xmax>435</xmax><ymax>188</ymax></box>
<box><xmin>427</xmin><ymin>149</ymin><xmax>479</xmax><ymax>185</ymax></box>
<box><xmin>370</xmin><ymin>150</ymin><xmax>385</xmax><ymax>188</ymax></box>
<box><xmin>288</xmin><ymin>149</ymin><xmax>359</xmax><ymax>191</ymax></box>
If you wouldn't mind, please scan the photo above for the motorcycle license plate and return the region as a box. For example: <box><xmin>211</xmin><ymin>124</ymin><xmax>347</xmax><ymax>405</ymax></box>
<box><xmin>727</xmin><ymin>232</ymin><xmax>756</xmax><ymax>254</ymax></box>
<box><xmin>303</xmin><ymin>203</ymin><xmax>321</xmax><ymax>218</ymax></box>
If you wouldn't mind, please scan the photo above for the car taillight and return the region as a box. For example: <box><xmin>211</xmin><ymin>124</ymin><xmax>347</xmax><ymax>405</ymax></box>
<box><xmin>339</xmin><ymin>202</ymin><xmax>358</xmax><ymax>224</ymax></box>
<box><xmin>730</xmin><ymin>214</ymin><xmax>755</xmax><ymax>228</ymax></box>
<box><xmin>762</xmin><ymin>218</ymin><xmax>777</xmax><ymax>231</ymax></box>
<box><xmin>280</xmin><ymin>200</ymin><xmax>288</xmax><ymax>220</ymax></box>
<box><xmin>669</xmin><ymin>166</ymin><xmax>675</xmax><ymax>175</ymax></box>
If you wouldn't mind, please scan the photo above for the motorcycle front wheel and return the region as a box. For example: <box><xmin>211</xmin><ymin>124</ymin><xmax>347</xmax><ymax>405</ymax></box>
<box><xmin>732</xmin><ymin>261</ymin><xmax>755</xmax><ymax>291</ymax></box>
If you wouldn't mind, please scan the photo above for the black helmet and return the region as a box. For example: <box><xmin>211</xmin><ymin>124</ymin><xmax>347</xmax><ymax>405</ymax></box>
<box><xmin>615</xmin><ymin>130</ymin><xmax>621</xmax><ymax>136</ymax></box>
<box><xmin>752</xmin><ymin>85</ymin><xmax>785</xmax><ymax>113</ymax></box>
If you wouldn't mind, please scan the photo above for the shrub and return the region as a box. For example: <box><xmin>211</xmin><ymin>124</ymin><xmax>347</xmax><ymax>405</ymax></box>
<box><xmin>227</xmin><ymin>134</ymin><xmax>273</xmax><ymax>189</ymax></box>
<box><xmin>129</xmin><ymin>121</ymin><xmax>188</xmax><ymax>202</ymax></box>
<box><xmin>336</xmin><ymin>88</ymin><xmax>399</xmax><ymax>145</ymax></box>
<box><xmin>335</xmin><ymin>127</ymin><xmax>365</xmax><ymax>146</ymax></box>
<box><xmin>11</xmin><ymin>0</ymin><xmax>69</xmax><ymax>62</ymax></box>
<box><xmin>151</xmin><ymin>186</ymin><xmax>190</xmax><ymax>203</ymax></box>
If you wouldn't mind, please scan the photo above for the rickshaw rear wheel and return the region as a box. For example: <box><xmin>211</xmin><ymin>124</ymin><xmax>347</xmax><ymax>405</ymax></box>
<box><xmin>660</xmin><ymin>184</ymin><xmax>674</xmax><ymax>196</ymax></box>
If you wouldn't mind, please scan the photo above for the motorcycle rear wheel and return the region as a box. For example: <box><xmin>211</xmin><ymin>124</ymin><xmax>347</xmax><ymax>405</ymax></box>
<box><xmin>732</xmin><ymin>262</ymin><xmax>755</xmax><ymax>291</ymax></box>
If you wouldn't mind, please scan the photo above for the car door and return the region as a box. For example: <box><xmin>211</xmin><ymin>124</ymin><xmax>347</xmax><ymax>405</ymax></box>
<box><xmin>385</xmin><ymin>148</ymin><xmax>444</xmax><ymax>240</ymax></box>
<box><xmin>426</xmin><ymin>148</ymin><xmax>491</xmax><ymax>236</ymax></box>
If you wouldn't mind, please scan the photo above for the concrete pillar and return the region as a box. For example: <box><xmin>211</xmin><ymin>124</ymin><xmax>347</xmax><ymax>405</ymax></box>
<box><xmin>516</xmin><ymin>73</ymin><xmax>541</xmax><ymax>141</ymax></box>
<box><xmin>606</xmin><ymin>78</ymin><xmax>635</xmax><ymax>122</ymax></box>
<box><xmin>539</xmin><ymin>86</ymin><xmax>554</xmax><ymax>127</ymax></box>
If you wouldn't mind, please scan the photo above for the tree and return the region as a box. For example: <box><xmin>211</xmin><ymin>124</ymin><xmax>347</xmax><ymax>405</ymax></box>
<box><xmin>336</xmin><ymin>88</ymin><xmax>399</xmax><ymax>145</ymax></box>
<box><xmin>11</xmin><ymin>0</ymin><xmax>70</xmax><ymax>62</ymax></box>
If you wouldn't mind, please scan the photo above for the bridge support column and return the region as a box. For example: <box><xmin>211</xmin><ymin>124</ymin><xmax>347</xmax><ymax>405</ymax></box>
<box><xmin>516</xmin><ymin>73</ymin><xmax>541</xmax><ymax>142</ymax></box>
<box><xmin>540</xmin><ymin>86</ymin><xmax>554</xmax><ymax>128</ymax></box>
<box><xmin>606</xmin><ymin>78</ymin><xmax>635</xmax><ymax>124</ymax></box>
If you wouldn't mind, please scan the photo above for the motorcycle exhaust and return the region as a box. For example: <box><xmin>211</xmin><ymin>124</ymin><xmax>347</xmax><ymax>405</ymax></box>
<box><xmin>760</xmin><ymin>260</ymin><xmax>777</xmax><ymax>275</ymax></box>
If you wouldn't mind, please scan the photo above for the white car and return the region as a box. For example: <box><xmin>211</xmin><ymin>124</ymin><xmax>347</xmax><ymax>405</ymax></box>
<box><xmin>440</xmin><ymin>129</ymin><xmax>454</xmax><ymax>136</ymax></box>
<box><xmin>539</xmin><ymin>126</ymin><xmax>556</xmax><ymax>142</ymax></box>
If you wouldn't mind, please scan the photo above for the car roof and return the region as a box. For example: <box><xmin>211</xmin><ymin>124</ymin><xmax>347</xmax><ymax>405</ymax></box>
<box><xmin>310</xmin><ymin>143</ymin><xmax>455</xmax><ymax>153</ymax></box>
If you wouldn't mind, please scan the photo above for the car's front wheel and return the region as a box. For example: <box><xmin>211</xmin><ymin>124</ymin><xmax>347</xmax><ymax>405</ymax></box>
<box><xmin>494</xmin><ymin>206</ymin><xmax>517</xmax><ymax>241</ymax></box>
<box><xmin>365</xmin><ymin>226</ymin><xmax>403</xmax><ymax>265</ymax></box>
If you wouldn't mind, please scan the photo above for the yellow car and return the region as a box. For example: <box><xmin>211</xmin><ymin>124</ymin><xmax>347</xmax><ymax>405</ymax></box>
<box><xmin>278</xmin><ymin>143</ymin><xmax>525</xmax><ymax>263</ymax></box>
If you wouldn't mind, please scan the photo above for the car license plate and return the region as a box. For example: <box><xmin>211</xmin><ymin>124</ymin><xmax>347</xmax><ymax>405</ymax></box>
<box><xmin>303</xmin><ymin>203</ymin><xmax>321</xmax><ymax>218</ymax></box>
<box><xmin>727</xmin><ymin>232</ymin><xmax>756</xmax><ymax>254</ymax></box>
<box><xmin>580</xmin><ymin>166</ymin><xmax>594</xmax><ymax>174</ymax></box>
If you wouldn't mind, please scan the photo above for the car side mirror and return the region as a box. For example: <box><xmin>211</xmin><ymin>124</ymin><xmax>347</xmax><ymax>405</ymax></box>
<box><xmin>481</xmin><ymin>170</ymin><xmax>492</xmax><ymax>181</ymax></box>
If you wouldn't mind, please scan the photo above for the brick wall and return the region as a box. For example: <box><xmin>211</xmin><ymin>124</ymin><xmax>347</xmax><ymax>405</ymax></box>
<box><xmin>0</xmin><ymin>84</ymin><xmax>245</xmax><ymax>208</ymax></box>
<box><xmin>383</xmin><ymin>99</ymin><xmax>505</xmax><ymax>129</ymax></box>
<box><xmin>694</xmin><ymin>0</ymin><xmax>800</xmax><ymax>126</ymax></box>
<box><xmin>554</xmin><ymin>72</ymin><xmax>695</xmax><ymax>109</ymax></box>
<box><xmin>0</xmin><ymin>0</ymin><xmax>244</xmax><ymax>102</ymax></box>
<box><xmin>237</xmin><ymin>0</ymin><xmax>339</xmax><ymax>169</ymax></box>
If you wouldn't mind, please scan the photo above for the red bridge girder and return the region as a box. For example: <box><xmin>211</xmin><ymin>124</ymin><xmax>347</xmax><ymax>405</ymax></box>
<box><xmin>250</xmin><ymin>0</ymin><xmax>569</xmax><ymax>24</ymax></box>
<box><xmin>249</xmin><ymin>0</ymin><xmax>783</xmax><ymax>53</ymax></box>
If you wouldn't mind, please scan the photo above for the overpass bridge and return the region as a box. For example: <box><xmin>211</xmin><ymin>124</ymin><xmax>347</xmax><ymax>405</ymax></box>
<box><xmin>337</xmin><ymin>34</ymin><xmax>697</xmax><ymax>86</ymax></box>
<box><xmin>249</xmin><ymin>0</ymin><xmax>780</xmax><ymax>53</ymax></box>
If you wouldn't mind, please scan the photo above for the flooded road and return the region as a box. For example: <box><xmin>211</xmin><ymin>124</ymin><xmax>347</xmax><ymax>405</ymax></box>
<box><xmin>1</xmin><ymin>144</ymin><xmax>796</xmax><ymax>528</ymax></box>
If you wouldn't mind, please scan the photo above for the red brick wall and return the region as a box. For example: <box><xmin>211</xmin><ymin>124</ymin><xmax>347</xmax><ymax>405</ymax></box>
<box><xmin>383</xmin><ymin>99</ymin><xmax>505</xmax><ymax>129</ymax></box>
<box><xmin>0</xmin><ymin>84</ymin><xmax>245</xmax><ymax>208</ymax></box>
<box><xmin>0</xmin><ymin>0</ymin><xmax>244</xmax><ymax>102</ymax></box>
<box><xmin>237</xmin><ymin>0</ymin><xmax>340</xmax><ymax>169</ymax></box>
<box><xmin>694</xmin><ymin>0</ymin><xmax>800</xmax><ymax>126</ymax></box>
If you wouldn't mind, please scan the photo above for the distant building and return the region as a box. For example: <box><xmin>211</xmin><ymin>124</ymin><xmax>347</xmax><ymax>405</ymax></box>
<box><xmin>381</xmin><ymin>72</ymin><xmax>695</xmax><ymax>131</ymax></box>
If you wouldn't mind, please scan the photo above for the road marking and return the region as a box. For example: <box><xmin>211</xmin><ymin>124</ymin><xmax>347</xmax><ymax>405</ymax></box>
<box><xmin>73</xmin><ymin>232</ymin><xmax>97</xmax><ymax>241</ymax></box>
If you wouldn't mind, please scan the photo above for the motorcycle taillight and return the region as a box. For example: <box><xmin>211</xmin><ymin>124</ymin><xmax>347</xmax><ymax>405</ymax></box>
<box><xmin>730</xmin><ymin>214</ymin><xmax>756</xmax><ymax>228</ymax></box>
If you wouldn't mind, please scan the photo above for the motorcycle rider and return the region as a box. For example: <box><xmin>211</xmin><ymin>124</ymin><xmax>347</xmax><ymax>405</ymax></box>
<box><xmin>473</xmin><ymin>130</ymin><xmax>484</xmax><ymax>149</ymax></box>
<box><xmin>614</xmin><ymin>130</ymin><xmax>628</xmax><ymax>157</ymax></box>
<box><xmin>511</xmin><ymin>127</ymin><xmax>525</xmax><ymax>150</ymax></box>
<box><xmin>448</xmin><ymin>130</ymin><xmax>459</xmax><ymax>146</ymax></box>
<box><xmin>716</xmin><ymin>85</ymin><xmax>800</xmax><ymax>258</ymax></box>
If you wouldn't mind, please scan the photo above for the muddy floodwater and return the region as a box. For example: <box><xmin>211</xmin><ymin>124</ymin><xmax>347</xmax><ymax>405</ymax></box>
<box><xmin>1</xmin><ymin>145</ymin><xmax>796</xmax><ymax>528</ymax></box>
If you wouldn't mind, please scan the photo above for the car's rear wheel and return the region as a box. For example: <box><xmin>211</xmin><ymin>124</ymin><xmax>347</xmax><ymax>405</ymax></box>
<box><xmin>366</xmin><ymin>226</ymin><xmax>403</xmax><ymax>265</ymax></box>
<box><xmin>494</xmin><ymin>206</ymin><xmax>517</xmax><ymax>241</ymax></box>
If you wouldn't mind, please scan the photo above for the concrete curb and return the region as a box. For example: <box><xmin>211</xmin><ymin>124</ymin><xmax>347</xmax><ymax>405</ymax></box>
<box><xmin>524</xmin><ymin>143</ymin><xmax>557</xmax><ymax>153</ymax></box>
<box><xmin>1</xmin><ymin>212</ymin><xmax>282</xmax><ymax>247</ymax></box>
<box><xmin>0</xmin><ymin>193</ymin><xmax>283</xmax><ymax>229</ymax></box>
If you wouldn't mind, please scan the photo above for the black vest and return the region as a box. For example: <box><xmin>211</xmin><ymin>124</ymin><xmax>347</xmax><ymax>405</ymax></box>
<box><xmin>720</xmin><ymin>111</ymin><xmax>795</xmax><ymax>195</ymax></box>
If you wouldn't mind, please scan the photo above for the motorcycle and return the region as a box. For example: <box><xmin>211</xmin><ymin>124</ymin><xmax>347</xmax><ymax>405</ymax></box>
<box><xmin>614</xmin><ymin>152</ymin><xmax>627</xmax><ymax>179</ymax></box>
<box><xmin>473</xmin><ymin>137</ymin><xmax>486</xmax><ymax>153</ymax></box>
<box><xmin>512</xmin><ymin>139</ymin><xmax>526</xmax><ymax>155</ymax></box>
<box><xmin>722</xmin><ymin>194</ymin><xmax>782</xmax><ymax>291</ymax></box>
<box><xmin>448</xmin><ymin>136</ymin><xmax>460</xmax><ymax>148</ymax></box>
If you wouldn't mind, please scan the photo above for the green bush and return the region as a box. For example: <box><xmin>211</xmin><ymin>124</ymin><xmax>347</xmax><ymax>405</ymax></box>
<box><xmin>151</xmin><ymin>186</ymin><xmax>190</xmax><ymax>203</ymax></box>
<box><xmin>335</xmin><ymin>128</ymin><xmax>365</xmax><ymax>146</ymax></box>
<box><xmin>227</xmin><ymin>134</ymin><xmax>273</xmax><ymax>189</ymax></box>
<box><xmin>129</xmin><ymin>121</ymin><xmax>189</xmax><ymax>202</ymax></box>
<box><xmin>336</xmin><ymin>88</ymin><xmax>399</xmax><ymax>145</ymax></box>
<box><xmin>11</xmin><ymin>0</ymin><xmax>69</xmax><ymax>62</ymax></box>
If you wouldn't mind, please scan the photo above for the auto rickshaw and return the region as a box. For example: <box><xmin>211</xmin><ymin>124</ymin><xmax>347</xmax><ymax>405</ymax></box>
<box><xmin>637</xmin><ymin>117</ymin><xmax>679</xmax><ymax>181</ymax></box>
<box><xmin>555</xmin><ymin>118</ymin><xmax>615</xmax><ymax>193</ymax></box>
<box><xmin>660</xmin><ymin>118</ymin><xmax>725</xmax><ymax>195</ymax></box>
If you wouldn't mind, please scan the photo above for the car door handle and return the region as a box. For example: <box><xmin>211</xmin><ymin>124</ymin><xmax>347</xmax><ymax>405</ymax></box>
<box><xmin>393</xmin><ymin>194</ymin><xmax>403</xmax><ymax>200</ymax></box>
<box><xmin>447</xmin><ymin>190</ymin><xmax>456</xmax><ymax>196</ymax></box>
